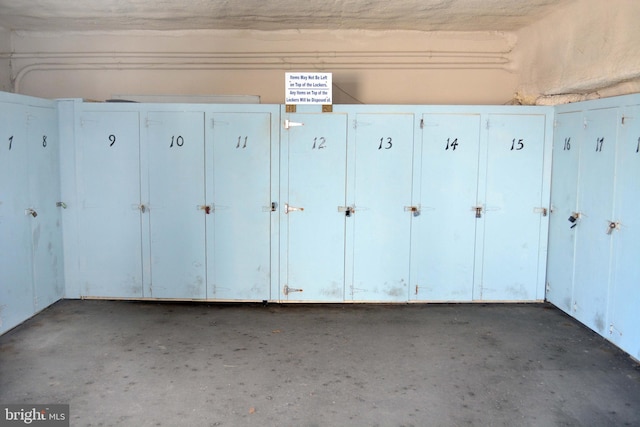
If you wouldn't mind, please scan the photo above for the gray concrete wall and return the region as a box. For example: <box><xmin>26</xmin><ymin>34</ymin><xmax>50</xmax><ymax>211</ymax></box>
<box><xmin>0</xmin><ymin>27</ymin><xmax>11</xmax><ymax>92</ymax></box>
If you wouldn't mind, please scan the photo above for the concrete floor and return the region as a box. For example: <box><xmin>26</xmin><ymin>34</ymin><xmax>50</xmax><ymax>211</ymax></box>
<box><xmin>1</xmin><ymin>300</ymin><xmax>639</xmax><ymax>427</ymax></box>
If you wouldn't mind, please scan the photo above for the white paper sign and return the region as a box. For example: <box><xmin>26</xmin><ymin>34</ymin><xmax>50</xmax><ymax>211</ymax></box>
<box><xmin>285</xmin><ymin>72</ymin><xmax>332</xmax><ymax>105</ymax></box>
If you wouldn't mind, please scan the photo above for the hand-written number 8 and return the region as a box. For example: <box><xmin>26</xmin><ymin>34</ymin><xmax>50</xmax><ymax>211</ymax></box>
<box><xmin>42</xmin><ymin>135</ymin><xmax>47</xmax><ymax>148</ymax></box>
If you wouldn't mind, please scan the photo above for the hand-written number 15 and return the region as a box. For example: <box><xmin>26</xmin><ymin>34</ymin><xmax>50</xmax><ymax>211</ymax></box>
<box><xmin>510</xmin><ymin>138</ymin><xmax>524</xmax><ymax>151</ymax></box>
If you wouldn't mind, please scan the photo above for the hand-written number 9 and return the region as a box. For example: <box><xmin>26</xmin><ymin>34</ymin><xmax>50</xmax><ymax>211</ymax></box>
<box><xmin>109</xmin><ymin>134</ymin><xmax>116</xmax><ymax>147</ymax></box>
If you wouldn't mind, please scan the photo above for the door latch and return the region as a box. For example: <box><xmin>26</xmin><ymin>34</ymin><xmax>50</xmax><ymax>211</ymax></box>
<box><xmin>338</xmin><ymin>205</ymin><xmax>355</xmax><ymax>217</ymax></box>
<box><xmin>606</xmin><ymin>221</ymin><xmax>620</xmax><ymax>235</ymax></box>
<box><xmin>568</xmin><ymin>212</ymin><xmax>581</xmax><ymax>228</ymax></box>
<box><xmin>473</xmin><ymin>206</ymin><xmax>483</xmax><ymax>218</ymax></box>
<box><xmin>283</xmin><ymin>285</ymin><xmax>303</xmax><ymax>295</ymax></box>
<box><xmin>285</xmin><ymin>203</ymin><xmax>304</xmax><ymax>214</ymax></box>
<box><xmin>404</xmin><ymin>206</ymin><xmax>420</xmax><ymax>217</ymax></box>
<box><xmin>56</xmin><ymin>202</ymin><xmax>67</xmax><ymax>209</ymax></box>
<box><xmin>199</xmin><ymin>205</ymin><xmax>212</xmax><ymax>214</ymax></box>
<box><xmin>25</xmin><ymin>208</ymin><xmax>37</xmax><ymax>218</ymax></box>
<box><xmin>283</xmin><ymin>120</ymin><xmax>304</xmax><ymax>130</ymax></box>
<box><xmin>534</xmin><ymin>207</ymin><xmax>548</xmax><ymax>217</ymax></box>
<box><xmin>139</xmin><ymin>204</ymin><xmax>147</xmax><ymax>213</ymax></box>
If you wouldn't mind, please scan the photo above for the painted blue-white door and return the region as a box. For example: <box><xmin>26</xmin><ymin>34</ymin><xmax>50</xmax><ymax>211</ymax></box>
<box><xmin>348</xmin><ymin>113</ymin><xmax>414</xmax><ymax>301</ymax></box>
<box><xmin>572</xmin><ymin>108</ymin><xmax>618</xmax><ymax>335</ymax></box>
<box><xmin>77</xmin><ymin>111</ymin><xmax>143</xmax><ymax>298</ymax></box>
<box><xmin>281</xmin><ymin>112</ymin><xmax>348</xmax><ymax>301</ymax></box>
<box><xmin>546</xmin><ymin>111</ymin><xmax>582</xmax><ymax>313</ymax></box>
<box><xmin>479</xmin><ymin>114</ymin><xmax>547</xmax><ymax>301</ymax></box>
<box><xmin>27</xmin><ymin>107</ymin><xmax>64</xmax><ymax>310</ymax></box>
<box><xmin>208</xmin><ymin>112</ymin><xmax>273</xmax><ymax>300</ymax></box>
<box><xmin>0</xmin><ymin>104</ymin><xmax>33</xmax><ymax>333</ymax></box>
<box><xmin>145</xmin><ymin>112</ymin><xmax>206</xmax><ymax>299</ymax></box>
<box><xmin>608</xmin><ymin>106</ymin><xmax>640</xmax><ymax>358</ymax></box>
<box><xmin>412</xmin><ymin>114</ymin><xmax>481</xmax><ymax>301</ymax></box>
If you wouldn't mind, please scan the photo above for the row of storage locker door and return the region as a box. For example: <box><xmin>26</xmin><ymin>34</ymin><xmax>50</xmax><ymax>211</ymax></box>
<box><xmin>59</xmin><ymin>101</ymin><xmax>553</xmax><ymax>303</ymax></box>
<box><xmin>547</xmin><ymin>94</ymin><xmax>640</xmax><ymax>361</ymax></box>
<box><xmin>0</xmin><ymin>95</ymin><xmax>64</xmax><ymax>334</ymax></box>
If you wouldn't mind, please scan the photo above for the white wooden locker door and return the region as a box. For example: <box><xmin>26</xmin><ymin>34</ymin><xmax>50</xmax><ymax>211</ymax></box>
<box><xmin>281</xmin><ymin>112</ymin><xmax>348</xmax><ymax>301</ymax></box>
<box><xmin>77</xmin><ymin>111</ymin><xmax>143</xmax><ymax>298</ymax></box>
<box><xmin>145</xmin><ymin>111</ymin><xmax>207</xmax><ymax>299</ymax></box>
<box><xmin>608</xmin><ymin>106</ymin><xmax>640</xmax><ymax>358</ymax></box>
<box><xmin>573</xmin><ymin>108</ymin><xmax>618</xmax><ymax>335</ymax></box>
<box><xmin>479</xmin><ymin>114</ymin><xmax>547</xmax><ymax>301</ymax></box>
<box><xmin>27</xmin><ymin>107</ymin><xmax>64</xmax><ymax>310</ymax></box>
<box><xmin>0</xmin><ymin>103</ymin><xmax>34</xmax><ymax>333</ymax></box>
<box><xmin>546</xmin><ymin>111</ymin><xmax>583</xmax><ymax>313</ymax></box>
<box><xmin>412</xmin><ymin>113</ymin><xmax>481</xmax><ymax>301</ymax></box>
<box><xmin>348</xmin><ymin>113</ymin><xmax>414</xmax><ymax>301</ymax></box>
<box><xmin>208</xmin><ymin>112</ymin><xmax>273</xmax><ymax>300</ymax></box>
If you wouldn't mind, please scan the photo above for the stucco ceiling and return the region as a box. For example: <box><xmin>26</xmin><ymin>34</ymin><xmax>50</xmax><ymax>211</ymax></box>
<box><xmin>0</xmin><ymin>0</ymin><xmax>575</xmax><ymax>32</ymax></box>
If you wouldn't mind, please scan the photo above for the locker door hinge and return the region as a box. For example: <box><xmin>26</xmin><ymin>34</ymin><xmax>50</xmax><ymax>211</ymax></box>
<box><xmin>420</xmin><ymin>119</ymin><xmax>424</xmax><ymax>129</ymax></box>
<box><xmin>283</xmin><ymin>285</ymin><xmax>303</xmax><ymax>296</ymax></box>
<box><xmin>485</xmin><ymin>119</ymin><xmax>490</xmax><ymax>129</ymax></box>
<box><xmin>284</xmin><ymin>119</ymin><xmax>304</xmax><ymax>130</ymax></box>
